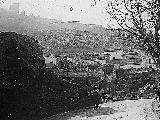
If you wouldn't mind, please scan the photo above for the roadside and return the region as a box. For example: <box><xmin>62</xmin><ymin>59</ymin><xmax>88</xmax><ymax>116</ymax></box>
<box><xmin>44</xmin><ymin>99</ymin><xmax>159</xmax><ymax>120</ymax></box>
<box><xmin>151</xmin><ymin>99</ymin><xmax>160</xmax><ymax>119</ymax></box>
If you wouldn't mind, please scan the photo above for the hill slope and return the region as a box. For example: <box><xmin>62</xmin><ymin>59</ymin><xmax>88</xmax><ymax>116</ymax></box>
<box><xmin>0</xmin><ymin>8</ymin><xmax>131</xmax><ymax>54</ymax></box>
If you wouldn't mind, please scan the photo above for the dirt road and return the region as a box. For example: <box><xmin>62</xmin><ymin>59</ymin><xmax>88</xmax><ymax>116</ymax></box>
<box><xmin>68</xmin><ymin>99</ymin><xmax>158</xmax><ymax>120</ymax></box>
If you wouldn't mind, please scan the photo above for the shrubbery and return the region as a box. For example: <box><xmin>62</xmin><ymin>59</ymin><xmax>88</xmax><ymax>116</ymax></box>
<box><xmin>0</xmin><ymin>32</ymin><xmax>101</xmax><ymax>120</ymax></box>
<box><xmin>0</xmin><ymin>32</ymin><xmax>46</xmax><ymax>120</ymax></box>
<box><xmin>1</xmin><ymin>32</ymin><xmax>159</xmax><ymax>120</ymax></box>
<box><xmin>112</xmin><ymin>68</ymin><xmax>160</xmax><ymax>99</ymax></box>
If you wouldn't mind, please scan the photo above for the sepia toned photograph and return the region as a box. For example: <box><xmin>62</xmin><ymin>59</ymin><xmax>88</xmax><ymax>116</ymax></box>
<box><xmin>1</xmin><ymin>0</ymin><xmax>160</xmax><ymax>120</ymax></box>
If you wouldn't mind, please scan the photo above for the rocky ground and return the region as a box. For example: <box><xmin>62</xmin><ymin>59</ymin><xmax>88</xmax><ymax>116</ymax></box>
<box><xmin>44</xmin><ymin>99</ymin><xmax>160</xmax><ymax>120</ymax></box>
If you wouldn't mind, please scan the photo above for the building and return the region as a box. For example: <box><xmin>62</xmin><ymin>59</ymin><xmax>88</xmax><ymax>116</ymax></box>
<box><xmin>44</xmin><ymin>54</ymin><xmax>57</xmax><ymax>65</ymax></box>
<box><xmin>9</xmin><ymin>3</ymin><xmax>19</xmax><ymax>14</ymax></box>
<box><xmin>141</xmin><ymin>56</ymin><xmax>155</xmax><ymax>68</ymax></box>
<box><xmin>20</xmin><ymin>10</ymin><xmax>26</xmax><ymax>16</ymax></box>
<box><xmin>120</xmin><ymin>50</ymin><xmax>156</xmax><ymax>69</ymax></box>
<box><xmin>104</xmin><ymin>49</ymin><xmax>124</xmax><ymax>60</ymax></box>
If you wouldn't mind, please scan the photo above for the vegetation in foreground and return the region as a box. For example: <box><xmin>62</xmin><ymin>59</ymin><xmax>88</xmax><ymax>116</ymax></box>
<box><xmin>1</xmin><ymin>32</ymin><xmax>160</xmax><ymax>120</ymax></box>
<box><xmin>0</xmin><ymin>32</ymin><xmax>109</xmax><ymax>120</ymax></box>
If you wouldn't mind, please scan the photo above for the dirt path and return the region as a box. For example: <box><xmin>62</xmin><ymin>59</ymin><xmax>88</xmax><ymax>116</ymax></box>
<box><xmin>68</xmin><ymin>99</ymin><xmax>158</xmax><ymax>120</ymax></box>
<box><xmin>44</xmin><ymin>99</ymin><xmax>159</xmax><ymax>120</ymax></box>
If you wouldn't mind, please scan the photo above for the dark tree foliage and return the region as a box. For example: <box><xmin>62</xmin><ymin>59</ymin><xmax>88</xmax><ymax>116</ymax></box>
<box><xmin>0</xmin><ymin>32</ymin><xmax>102</xmax><ymax>120</ymax></box>
<box><xmin>0</xmin><ymin>32</ymin><xmax>45</xmax><ymax>120</ymax></box>
<box><xmin>104</xmin><ymin>0</ymin><xmax>160</xmax><ymax>66</ymax></box>
<box><xmin>113</xmin><ymin>68</ymin><xmax>160</xmax><ymax>99</ymax></box>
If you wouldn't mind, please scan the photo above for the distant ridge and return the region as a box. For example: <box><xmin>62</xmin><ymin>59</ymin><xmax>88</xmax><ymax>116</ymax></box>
<box><xmin>67</xmin><ymin>21</ymin><xmax>80</xmax><ymax>23</ymax></box>
<box><xmin>0</xmin><ymin>8</ymin><xmax>131</xmax><ymax>54</ymax></box>
<box><xmin>0</xmin><ymin>8</ymin><xmax>109</xmax><ymax>34</ymax></box>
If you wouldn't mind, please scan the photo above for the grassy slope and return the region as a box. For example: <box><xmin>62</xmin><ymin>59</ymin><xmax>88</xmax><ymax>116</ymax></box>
<box><xmin>0</xmin><ymin>8</ymin><xmax>124</xmax><ymax>55</ymax></box>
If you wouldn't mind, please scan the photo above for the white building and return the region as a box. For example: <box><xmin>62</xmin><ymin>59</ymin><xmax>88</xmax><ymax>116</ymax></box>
<box><xmin>104</xmin><ymin>49</ymin><xmax>124</xmax><ymax>60</ymax></box>
<box><xmin>44</xmin><ymin>54</ymin><xmax>57</xmax><ymax>64</ymax></box>
<box><xmin>9</xmin><ymin>3</ymin><xmax>19</xmax><ymax>14</ymax></box>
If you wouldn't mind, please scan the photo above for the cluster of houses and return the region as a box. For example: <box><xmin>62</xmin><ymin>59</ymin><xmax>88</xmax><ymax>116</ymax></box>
<box><xmin>44</xmin><ymin>48</ymin><xmax>155</xmax><ymax>71</ymax></box>
<box><xmin>103</xmin><ymin>49</ymin><xmax>155</xmax><ymax>69</ymax></box>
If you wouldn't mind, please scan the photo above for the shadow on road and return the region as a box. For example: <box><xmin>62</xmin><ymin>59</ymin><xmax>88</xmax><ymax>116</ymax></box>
<box><xmin>43</xmin><ymin>106</ymin><xmax>118</xmax><ymax>120</ymax></box>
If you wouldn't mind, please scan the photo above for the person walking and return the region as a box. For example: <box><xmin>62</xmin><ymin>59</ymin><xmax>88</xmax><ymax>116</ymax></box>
<box><xmin>102</xmin><ymin>63</ymin><xmax>114</xmax><ymax>80</ymax></box>
<box><xmin>155</xmin><ymin>88</ymin><xmax>160</xmax><ymax>102</ymax></box>
<box><xmin>92</xmin><ymin>86</ymin><xmax>101</xmax><ymax>110</ymax></box>
<box><xmin>100</xmin><ymin>89</ymin><xmax>108</xmax><ymax>103</ymax></box>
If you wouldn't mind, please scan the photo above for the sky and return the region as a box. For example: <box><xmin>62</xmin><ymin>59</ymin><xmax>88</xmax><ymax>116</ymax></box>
<box><xmin>0</xmin><ymin>0</ymin><xmax>118</xmax><ymax>28</ymax></box>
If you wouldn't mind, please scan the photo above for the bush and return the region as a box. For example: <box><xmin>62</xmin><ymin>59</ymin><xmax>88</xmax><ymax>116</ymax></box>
<box><xmin>112</xmin><ymin>68</ymin><xmax>160</xmax><ymax>99</ymax></box>
<box><xmin>0</xmin><ymin>32</ymin><xmax>127</xmax><ymax>120</ymax></box>
<box><xmin>0</xmin><ymin>32</ymin><xmax>45</xmax><ymax>120</ymax></box>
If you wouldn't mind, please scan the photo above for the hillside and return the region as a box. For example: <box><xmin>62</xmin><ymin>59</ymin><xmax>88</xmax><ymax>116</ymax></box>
<box><xmin>0</xmin><ymin>32</ymin><xmax>106</xmax><ymax>120</ymax></box>
<box><xmin>0</xmin><ymin>8</ymin><xmax>109</xmax><ymax>35</ymax></box>
<box><xmin>0</xmin><ymin>8</ymin><xmax>130</xmax><ymax>55</ymax></box>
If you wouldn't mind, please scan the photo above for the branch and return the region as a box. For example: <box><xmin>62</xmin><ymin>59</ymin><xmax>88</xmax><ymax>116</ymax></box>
<box><xmin>106</xmin><ymin>10</ymin><xmax>139</xmax><ymax>37</ymax></box>
<box><xmin>124</xmin><ymin>0</ymin><xmax>134</xmax><ymax>13</ymax></box>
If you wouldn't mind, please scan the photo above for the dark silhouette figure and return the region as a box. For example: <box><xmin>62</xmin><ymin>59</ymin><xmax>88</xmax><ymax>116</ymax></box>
<box><xmin>91</xmin><ymin>86</ymin><xmax>101</xmax><ymax>110</ymax></box>
<box><xmin>155</xmin><ymin>88</ymin><xmax>160</xmax><ymax>101</ymax></box>
<box><xmin>101</xmin><ymin>90</ymin><xmax>108</xmax><ymax>103</ymax></box>
<box><xmin>102</xmin><ymin>63</ymin><xmax>114</xmax><ymax>78</ymax></box>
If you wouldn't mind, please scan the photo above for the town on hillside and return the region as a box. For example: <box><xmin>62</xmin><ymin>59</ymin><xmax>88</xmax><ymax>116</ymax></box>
<box><xmin>2</xmin><ymin>1</ymin><xmax>160</xmax><ymax>120</ymax></box>
<box><xmin>44</xmin><ymin>48</ymin><xmax>155</xmax><ymax>77</ymax></box>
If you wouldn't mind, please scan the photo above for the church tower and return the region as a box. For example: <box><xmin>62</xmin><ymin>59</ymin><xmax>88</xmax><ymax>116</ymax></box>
<box><xmin>9</xmin><ymin>2</ymin><xmax>19</xmax><ymax>14</ymax></box>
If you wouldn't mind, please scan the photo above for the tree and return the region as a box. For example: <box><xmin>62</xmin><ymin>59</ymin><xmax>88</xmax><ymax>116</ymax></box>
<box><xmin>0</xmin><ymin>32</ymin><xmax>45</xmax><ymax>120</ymax></box>
<box><xmin>0</xmin><ymin>32</ymin><xmax>46</xmax><ymax>80</ymax></box>
<box><xmin>94</xmin><ymin>0</ymin><xmax>160</xmax><ymax>66</ymax></box>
